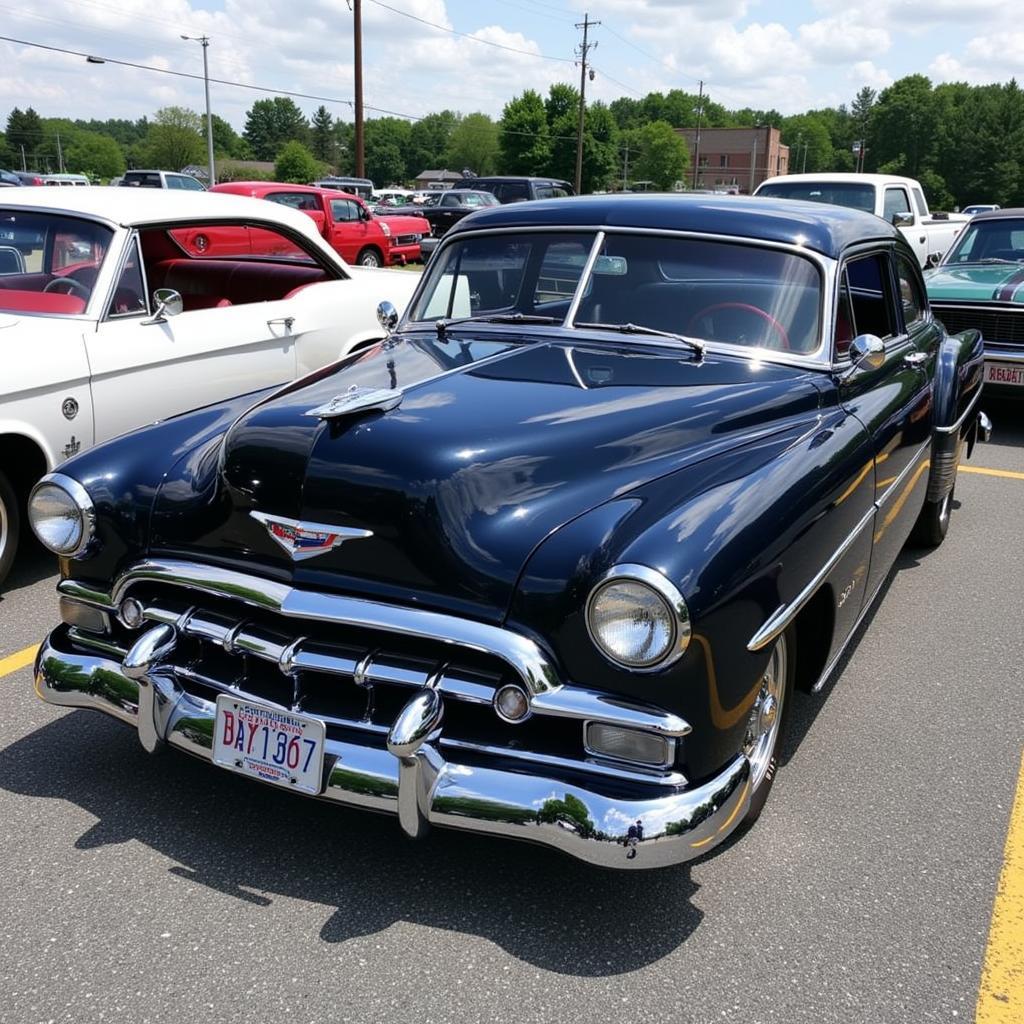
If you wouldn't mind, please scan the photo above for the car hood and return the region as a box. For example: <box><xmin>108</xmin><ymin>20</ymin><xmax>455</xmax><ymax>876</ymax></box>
<box><xmin>926</xmin><ymin>263</ymin><xmax>1024</xmax><ymax>303</ymax></box>
<box><xmin>151</xmin><ymin>332</ymin><xmax>824</xmax><ymax>622</ymax></box>
<box><xmin>374</xmin><ymin>212</ymin><xmax>430</xmax><ymax>232</ymax></box>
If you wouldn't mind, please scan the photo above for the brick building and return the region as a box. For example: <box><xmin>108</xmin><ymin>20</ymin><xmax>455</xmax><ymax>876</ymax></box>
<box><xmin>675</xmin><ymin>126</ymin><xmax>789</xmax><ymax>193</ymax></box>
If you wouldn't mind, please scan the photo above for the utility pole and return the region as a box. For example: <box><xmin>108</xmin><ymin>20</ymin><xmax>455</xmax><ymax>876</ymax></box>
<box><xmin>56</xmin><ymin>133</ymin><xmax>64</xmax><ymax>173</ymax></box>
<box><xmin>574</xmin><ymin>12</ymin><xmax>600</xmax><ymax>195</ymax></box>
<box><xmin>622</xmin><ymin>140</ymin><xmax>630</xmax><ymax>191</ymax></box>
<box><xmin>750</xmin><ymin>129</ymin><xmax>758</xmax><ymax>194</ymax></box>
<box><xmin>353</xmin><ymin>0</ymin><xmax>365</xmax><ymax>178</ymax></box>
<box><xmin>182</xmin><ymin>35</ymin><xmax>216</xmax><ymax>186</ymax></box>
<box><xmin>20</xmin><ymin>144</ymin><xmax>26</xmax><ymax>172</ymax></box>
<box><xmin>691</xmin><ymin>79</ymin><xmax>704</xmax><ymax>189</ymax></box>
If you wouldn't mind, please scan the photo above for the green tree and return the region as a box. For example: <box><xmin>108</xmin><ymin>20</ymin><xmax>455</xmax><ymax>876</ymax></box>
<box><xmin>210</xmin><ymin>114</ymin><xmax>249</xmax><ymax>159</ymax></box>
<box><xmin>851</xmin><ymin>86</ymin><xmax>876</xmax><ymax>143</ymax></box>
<box><xmin>445</xmin><ymin>112</ymin><xmax>499</xmax><ymax>176</ymax></box>
<box><xmin>65</xmin><ymin>131</ymin><xmax>125</xmax><ymax>179</ymax></box>
<box><xmin>499</xmin><ymin>89</ymin><xmax>551</xmax><ymax>175</ymax></box>
<box><xmin>243</xmin><ymin>97</ymin><xmax>309</xmax><ymax>160</ymax></box>
<box><xmin>870</xmin><ymin>74</ymin><xmax>938</xmax><ymax>176</ymax></box>
<box><xmin>363</xmin><ymin>117</ymin><xmax>412</xmax><ymax>185</ymax></box>
<box><xmin>781</xmin><ymin>113</ymin><xmax>833</xmax><ymax>174</ymax></box>
<box><xmin>580</xmin><ymin>101</ymin><xmax>619</xmax><ymax>192</ymax></box>
<box><xmin>310</xmin><ymin>105</ymin><xmax>335</xmax><ymax>164</ymax></box>
<box><xmin>273</xmin><ymin>140</ymin><xmax>323</xmax><ymax>183</ymax></box>
<box><xmin>141</xmin><ymin>107</ymin><xmax>205</xmax><ymax>170</ymax></box>
<box><xmin>544</xmin><ymin>82</ymin><xmax>580</xmax><ymax>183</ymax></box>
<box><xmin>632</xmin><ymin>119</ymin><xmax>689</xmax><ymax>190</ymax></box>
<box><xmin>5</xmin><ymin>107</ymin><xmax>43</xmax><ymax>157</ymax></box>
<box><xmin>408</xmin><ymin>110</ymin><xmax>459</xmax><ymax>175</ymax></box>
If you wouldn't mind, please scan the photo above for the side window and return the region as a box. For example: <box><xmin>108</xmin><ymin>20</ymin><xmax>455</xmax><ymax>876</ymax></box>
<box><xmin>895</xmin><ymin>254</ymin><xmax>926</xmax><ymax>328</ymax></box>
<box><xmin>883</xmin><ymin>188</ymin><xmax>911</xmax><ymax>223</ymax></box>
<box><xmin>503</xmin><ymin>182</ymin><xmax>530</xmax><ymax>203</ymax></box>
<box><xmin>165</xmin><ymin>175</ymin><xmax>186</xmax><ymax>190</ymax></box>
<box><xmin>845</xmin><ymin>253</ymin><xmax>896</xmax><ymax>342</ymax></box>
<box><xmin>269</xmin><ymin>192</ymin><xmax>319</xmax><ymax>211</ymax></box>
<box><xmin>442</xmin><ymin>194</ymin><xmax>459</xmax><ymax>207</ymax></box>
<box><xmin>912</xmin><ymin>188</ymin><xmax>928</xmax><ymax>218</ymax></box>
<box><xmin>533</xmin><ymin>240</ymin><xmax>590</xmax><ymax>305</ymax></box>
<box><xmin>329</xmin><ymin>199</ymin><xmax>362</xmax><ymax>223</ymax></box>
<box><xmin>107</xmin><ymin>237</ymin><xmax>147</xmax><ymax>318</ymax></box>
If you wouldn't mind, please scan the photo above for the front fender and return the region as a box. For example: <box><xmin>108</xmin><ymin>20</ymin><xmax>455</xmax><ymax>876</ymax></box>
<box><xmin>928</xmin><ymin>327</ymin><xmax>984</xmax><ymax>501</ymax></box>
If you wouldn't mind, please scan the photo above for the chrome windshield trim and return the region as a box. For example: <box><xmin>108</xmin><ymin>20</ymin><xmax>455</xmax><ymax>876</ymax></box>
<box><xmin>933</xmin><ymin>383</ymin><xmax>983</xmax><ymax>435</ymax></box>
<box><xmin>108</xmin><ymin>558</ymin><xmax>560</xmax><ymax>696</ymax></box>
<box><xmin>748</xmin><ymin>504</ymin><xmax>876</xmax><ymax>652</ymax></box>
<box><xmin>562</xmin><ymin>230</ymin><xmax>606</xmax><ymax>327</ymax></box>
<box><xmin>403</xmin><ymin>224</ymin><xmax>835</xmax><ymax>368</ymax></box>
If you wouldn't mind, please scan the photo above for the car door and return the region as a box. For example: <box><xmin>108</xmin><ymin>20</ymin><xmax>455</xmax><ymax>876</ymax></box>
<box><xmin>326</xmin><ymin>198</ymin><xmax>371</xmax><ymax>263</ymax></box>
<box><xmin>84</xmin><ymin>232</ymin><xmax>298</xmax><ymax>443</ymax></box>
<box><xmin>883</xmin><ymin>185</ymin><xmax>927</xmax><ymax>266</ymax></box>
<box><xmin>837</xmin><ymin>246</ymin><xmax>934</xmax><ymax>598</ymax></box>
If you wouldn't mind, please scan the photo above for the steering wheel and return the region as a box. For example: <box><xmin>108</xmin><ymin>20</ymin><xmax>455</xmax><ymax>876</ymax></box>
<box><xmin>43</xmin><ymin>276</ymin><xmax>92</xmax><ymax>300</ymax></box>
<box><xmin>687</xmin><ymin>302</ymin><xmax>791</xmax><ymax>351</ymax></box>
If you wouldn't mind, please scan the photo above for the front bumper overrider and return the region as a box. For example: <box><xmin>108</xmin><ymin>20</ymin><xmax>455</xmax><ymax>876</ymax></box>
<box><xmin>36</xmin><ymin>608</ymin><xmax>752</xmax><ymax>871</ymax></box>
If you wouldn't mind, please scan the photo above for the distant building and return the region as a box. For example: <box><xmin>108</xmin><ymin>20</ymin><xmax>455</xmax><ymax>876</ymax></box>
<box><xmin>414</xmin><ymin>169</ymin><xmax>465</xmax><ymax>190</ymax></box>
<box><xmin>675</xmin><ymin>127</ymin><xmax>789</xmax><ymax>194</ymax></box>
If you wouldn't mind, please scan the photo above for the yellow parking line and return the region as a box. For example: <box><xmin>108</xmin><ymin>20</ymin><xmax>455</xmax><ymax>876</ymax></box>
<box><xmin>962</xmin><ymin>466</ymin><xmax>1024</xmax><ymax>481</ymax></box>
<box><xmin>0</xmin><ymin>644</ymin><xmax>38</xmax><ymax>678</ymax></box>
<box><xmin>976</xmin><ymin>748</ymin><xmax>1024</xmax><ymax>1023</ymax></box>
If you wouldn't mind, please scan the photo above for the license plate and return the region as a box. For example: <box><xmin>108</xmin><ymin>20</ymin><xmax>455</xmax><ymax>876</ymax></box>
<box><xmin>212</xmin><ymin>695</ymin><xmax>325</xmax><ymax>795</ymax></box>
<box><xmin>985</xmin><ymin>362</ymin><xmax>1024</xmax><ymax>386</ymax></box>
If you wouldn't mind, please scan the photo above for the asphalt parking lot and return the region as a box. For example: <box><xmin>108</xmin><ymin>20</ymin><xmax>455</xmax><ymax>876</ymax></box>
<box><xmin>0</xmin><ymin>399</ymin><xmax>1021</xmax><ymax>1024</ymax></box>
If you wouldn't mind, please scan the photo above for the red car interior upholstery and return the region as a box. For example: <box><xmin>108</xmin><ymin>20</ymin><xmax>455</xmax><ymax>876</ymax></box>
<box><xmin>146</xmin><ymin>259</ymin><xmax>329</xmax><ymax>311</ymax></box>
<box><xmin>0</xmin><ymin>288</ymin><xmax>86</xmax><ymax>314</ymax></box>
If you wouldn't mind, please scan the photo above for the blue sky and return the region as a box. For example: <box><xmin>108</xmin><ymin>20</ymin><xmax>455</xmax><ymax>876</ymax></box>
<box><xmin>1</xmin><ymin>0</ymin><xmax>1019</xmax><ymax>129</ymax></box>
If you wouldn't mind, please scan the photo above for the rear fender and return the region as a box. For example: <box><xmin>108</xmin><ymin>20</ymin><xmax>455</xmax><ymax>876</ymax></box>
<box><xmin>927</xmin><ymin>327</ymin><xmax>984</xmax><ymax>502</ymax></box>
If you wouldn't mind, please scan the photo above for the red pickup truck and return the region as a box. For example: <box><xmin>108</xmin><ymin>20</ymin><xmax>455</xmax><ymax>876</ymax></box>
<box><xmin>210</xmin><ymin>182</ymin><xmax>428</xmax><ymax>266</ymax></box>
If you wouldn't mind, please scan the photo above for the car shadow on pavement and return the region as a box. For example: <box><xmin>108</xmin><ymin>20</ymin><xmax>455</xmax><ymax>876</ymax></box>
<box><xmin>0</xmin><ymin>544</ymin><xmax>58</xmax><ymax>601</ymax></box>
<box><xmin>0</xmin><ymin>710</ymin><xmax>703</xmax><ymax>976</ymax></box>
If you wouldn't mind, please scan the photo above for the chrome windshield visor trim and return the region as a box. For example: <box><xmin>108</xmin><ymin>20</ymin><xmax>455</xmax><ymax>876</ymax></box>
<box><xmin>34</xmin><ymin>630</ymin><xmax>743</xmax><ymax>869</ymax></box>
<box><xmin>933</xmin><ymin>384</ymin><xmax>984</xmax><ymax>434</ymax></box>
<box><xmin>748</xmin><ymin>504</ymin><xmax>876</xmax><ymax>652</ymax></box>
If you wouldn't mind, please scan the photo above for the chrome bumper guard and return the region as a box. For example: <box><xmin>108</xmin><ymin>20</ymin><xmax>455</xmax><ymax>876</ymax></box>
<box><xmin>36</xmin><ymin>560</ymin><xmax>753</xmax><ymax>869</ymax></box>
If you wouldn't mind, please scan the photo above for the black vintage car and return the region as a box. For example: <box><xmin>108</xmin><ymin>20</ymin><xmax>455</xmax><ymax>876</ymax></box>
<box><xmin>418</xmin><ymin>188</ymin><xmax>501</xmax><ymax>237</ymax></box>
<box><xmin>30</xmin><ymin>195</ymin><xmax>989</xmax><ymax>869</ymax></box>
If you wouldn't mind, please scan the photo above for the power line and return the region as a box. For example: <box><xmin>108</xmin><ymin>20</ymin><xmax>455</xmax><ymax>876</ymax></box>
<box><xmin>364</xmin><ymin>0</ymin><xmax>574</xmax><ymax>64</ymax></box>
<box><xmin>599</xmin><ymin>22</ymin><xmax>703</xmax><ymax>90</ymax></box>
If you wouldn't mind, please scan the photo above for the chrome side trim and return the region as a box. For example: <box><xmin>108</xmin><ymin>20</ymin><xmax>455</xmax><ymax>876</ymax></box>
<box><xmin>875</xmin><ymin>438</ymin><xmax>932</xmax><ymax>509</ymax></box>
<box><xmin>747</xmin><ymin>504</ymin><xmax>875</xmax><ymax>652</ymax></box>
<box><xmin>934</xmin><ymin>383</ymin><xmax>983</xmax><ymax>434</ymax></box>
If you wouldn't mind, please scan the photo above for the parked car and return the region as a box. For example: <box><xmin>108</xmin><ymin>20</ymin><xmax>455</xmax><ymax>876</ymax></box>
<box><xmin>120</xmin><ymin>170</ymin><xmax>205</xmax><ymax>190</ymax></box>
<box><xmin>459</xmin><ymin>175</ymin><xmax>574</xmax><ymax>203</ymax></box>
<box><xmin>417</xmin><ymin>188</ymin><xmax>500</xmax><ymax>237</ymax></box>
<box><xmin>14</xmin><ymin>171</ymin><xmax>44</xmax><ymax>186</ymax></box>
<box><xmin>309</xmin><ymin>176</ymin><xmax>374</xmax><ymax>201</ymax></box>
<box><xmin>755</xmin><ymin>173</ymin><xmax>968</xmax><ymax>269</ymax></box>
<box><xmin>925</xmin><ymin>207</ymin><xmax>1024</xmax><ymax>393</ymax></box>
<box><xmin>0</xmin><ymin>187</ymin><xmax>419</xmax><ymax>585</ymax></box>
<box><xmin>42</xmin><ymin>174</ymin><xmax>91</xmax><ymax>186</ymax></box>
<box><xmin>962</xmin><ymin>204</ymin><xmax>1000</xmax><ymax>216</ymax></box>
<box><xmin>0</xmin><ymin>169</ymin><xmax>23</xmax><ymax>187</ymax></box>
<box><xmin>31</xmin><ymin>194</ymin><xmax>989</xmax><ymax>869</ymax></box>
<box><xmin>211</xmin><ymin>181</ymin><xmax>429</xmax><ymax>266</ymax></box>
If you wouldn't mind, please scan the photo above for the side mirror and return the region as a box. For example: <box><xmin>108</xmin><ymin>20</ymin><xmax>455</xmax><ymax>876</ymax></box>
<box><xmin>892</xmin><ymin>211</ymin><xmax>914</xmax><ymax>228</ymax></box>
<box><xmin>843</xmin><ymin>333</ymin><xmax>886</xmax><ymax>377</ymax></box>
<box><xmin>144</xmin><ymin>287</ymin><xmax>183</xmax><ymax>324</ymax></box>
<box><xmin>376</xmin><ymin>300</ymin><xmax>399</xmax><ymax>333</ymax></box>
<box><xmin>360</xmin><ymin>206</ymin><xmax>372</xmax><ymax>221</ymax></box>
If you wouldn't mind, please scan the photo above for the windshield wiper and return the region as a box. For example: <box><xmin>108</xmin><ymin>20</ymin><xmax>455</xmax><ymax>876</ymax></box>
<box><xmin>434</xmin><ymin>312</ymin><xmax>561</xmax><ymax>337</ymax></box>
<box><xmin>574</xmin><ymin>321</ymin><xmax>706</xmax><ymax>358</ymax></box>
<box><xmin>978</xmin><ymin>257</ymin><xmax>1021</xmax><ymax>265</ymax></box>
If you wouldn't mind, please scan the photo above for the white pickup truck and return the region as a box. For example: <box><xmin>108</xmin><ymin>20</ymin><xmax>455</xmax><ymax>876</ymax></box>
<box><xmin>755</xmin><ymin>172</ymin><xmax>968</xmax><ymax>268</ymax></box>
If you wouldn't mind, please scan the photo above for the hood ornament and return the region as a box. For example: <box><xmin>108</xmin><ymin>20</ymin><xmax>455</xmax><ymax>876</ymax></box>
<box><xmin>251</xmin><ymin>511</ymin><xmax>373</xmax><ymax>561</ymax></box>
<box><xmin>305</xmin><ymin>384</ymin><xmax>402</xmax><ymax>420</ymax></box>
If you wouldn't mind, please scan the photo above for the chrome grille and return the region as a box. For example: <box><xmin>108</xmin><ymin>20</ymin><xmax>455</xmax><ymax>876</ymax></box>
<box><xmin>932</xmin><ymin>304</ymin><xmax>1024</xmax><ymax>346</ymax></box>
<box><xmin>393</xmin><ymin>233</ymin><xmax>420</xmax><ymax>246</ymax></box>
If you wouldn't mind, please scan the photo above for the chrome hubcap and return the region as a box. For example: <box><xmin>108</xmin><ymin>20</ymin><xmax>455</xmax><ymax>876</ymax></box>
<box><xmin>0</xmin><ymin>493</ymin><xmax>8</xmax><ymax>562</ymax></box>
<box><xmin>938</xmin><ymin>489</ymin><xmax>952</xmax><ymax>530</ymax></box>
<box><xmin>742</xmin><ymin>635</ymin><xmax>787</xmax><ymax>791</ymax></box>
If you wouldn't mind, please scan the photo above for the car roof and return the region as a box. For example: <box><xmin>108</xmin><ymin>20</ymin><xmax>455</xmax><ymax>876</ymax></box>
<box><xmin>968</xmin><ymin>207</ymin><xmax>1024</xmax><ymax>222</ymax></box>
<box><xmin>759</xmin><ymin>172</ymin><xmax>924</xmax><ymax>189</ymax></box>
<box><xmin>213</xmin><ymin>181</ymin><xmax>361</xmax><ymax>201</ymax></box>
<box><xmin>464</xmin><ymin>176</ymin><xmax>571</xmax><ymax>184</ymax></box>
<box><xmin>446</xmin><ymin>193</ymin><xmax>900</xmax><ymax>258</ymax></box>
<box><xmin>0</xmin><ymin>185</ymin><xmax>332</xmax><ymax>245</ymax></box>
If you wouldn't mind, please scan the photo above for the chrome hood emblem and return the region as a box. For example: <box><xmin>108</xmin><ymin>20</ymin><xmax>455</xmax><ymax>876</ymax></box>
<box><xmin>305</xmin><ymin>384</ymin><xmax>402</xmax><ymax>420</ymax></box>
<box><xmin>250</xmin><ymin>511</ymin><xmax>373</xmax><ymax>561</ymax></box>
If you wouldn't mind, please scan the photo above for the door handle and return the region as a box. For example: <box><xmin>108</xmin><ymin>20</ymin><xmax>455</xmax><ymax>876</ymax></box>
<box><xmin>267</xmin><ymin>316</ymin><xmax>295</xmax><ymax>331</ymax></box>
<box><xmin>919</xmin><ymin>236</ymin><xmax>926</xmax><ymax>244</ymax></box>
<box><xmin>904</xmin><ymin>351</ymin><xmax>928</xmax><ymax>368</ymax></box>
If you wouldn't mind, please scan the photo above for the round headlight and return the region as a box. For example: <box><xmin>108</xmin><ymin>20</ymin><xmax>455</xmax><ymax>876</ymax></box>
<box><xmin>28</xmin><ymin>473</ymin><xmax>95</xmax><ymax>557</ymax></box>
<box><xmin>586</xmin><ymin>565</ymin><xmax>690</xmax><ymax>670</ymax></box>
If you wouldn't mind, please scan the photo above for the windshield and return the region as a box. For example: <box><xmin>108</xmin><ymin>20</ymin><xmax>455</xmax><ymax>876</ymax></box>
<box><xmin>757</xmin><ymin>181</ymin><xmax>876</xmax><ymax>214</ymax></box>
<box><xmin>942</xmin><ymin>218</ymin><xmax>1024</xmax><ymax>265</ymax></box>
<box><xmin>410</xmin><ymin>230</ymin><xmax>823</xmax><ymax>354</ymax></box>
<box><xmin>0</xmin><ymin>210</ymin><xmax>113</xmax><ymax>315</ymax></box>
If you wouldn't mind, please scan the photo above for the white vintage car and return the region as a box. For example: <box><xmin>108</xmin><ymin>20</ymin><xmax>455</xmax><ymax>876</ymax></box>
<box><xmin>0</xmin><ymin>187</ymin><xmax>419</xmax><ymax>584</ymax></box>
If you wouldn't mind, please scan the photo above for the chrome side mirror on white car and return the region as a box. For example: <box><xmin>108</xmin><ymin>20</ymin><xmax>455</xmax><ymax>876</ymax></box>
<box><xmin>144</xmin><ymin>287</ymin><xmax>183</xmax><ymax>324</ymax></box>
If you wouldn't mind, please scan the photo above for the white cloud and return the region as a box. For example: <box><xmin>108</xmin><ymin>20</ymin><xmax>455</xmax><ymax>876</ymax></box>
<box><xmin>849</xmin><ymin>61</ymin><xmax>894</xmax><ymax>92</ymax></box>
<box><xmin>931</xmin><ymin>30</ymin><xmax>1024</xmax><ymax>84</ymax></box>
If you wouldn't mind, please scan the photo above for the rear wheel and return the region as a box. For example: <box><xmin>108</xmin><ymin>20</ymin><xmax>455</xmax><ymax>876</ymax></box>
<box><xmin>0</xmin><ymin>469</ymin><xmax>20</xmax><ymax>588</ymax></box>
<box><xmin>356</xmin><ymin>247</ymin><xmax>383</xmax><ymax>268</ymax></box>
<box><xmin>737</xmin><ymin>628</ymin><xmax>795</xmax><ymax>829</ymax></box>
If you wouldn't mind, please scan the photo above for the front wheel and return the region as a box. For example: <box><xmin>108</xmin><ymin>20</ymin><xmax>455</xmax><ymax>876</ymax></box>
<box><xmin>0</xmin><ymin>469</ymin><xmax>21</xmax><ymax>588</ymax></box>
<box><xmin>737</xmin><ymin>628</ymin><xmax>795</xmax><ymax>829</ymax></box>
<box><xmin>356</xmin><ymin>247</ymin><xmax>383</xmax><ymax>268</ymax></box>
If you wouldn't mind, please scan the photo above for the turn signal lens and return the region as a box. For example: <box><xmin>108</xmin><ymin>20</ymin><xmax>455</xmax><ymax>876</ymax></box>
<box><xmin>585</xmin><ymin>723</ymin><xmax>673</xmax><ymax>768</ymax></box>
<box><xmin>494</xmin><ymin>684</ymin><xmax>530</xmax><ymax>723</ymax></box>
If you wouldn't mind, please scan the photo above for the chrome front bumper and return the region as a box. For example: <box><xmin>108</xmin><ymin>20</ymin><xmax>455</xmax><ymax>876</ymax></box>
<box><xmin>35</xmin><ymin>626</ymin><xmax>752</xmax><ymax>870</ymax></box>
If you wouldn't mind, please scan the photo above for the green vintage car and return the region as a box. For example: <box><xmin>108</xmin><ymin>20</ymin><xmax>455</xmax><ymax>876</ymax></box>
<box><xmin>925</xmin><ymin>208</ymin><xmax>1024</xmax><ymax>393</ymax></box>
